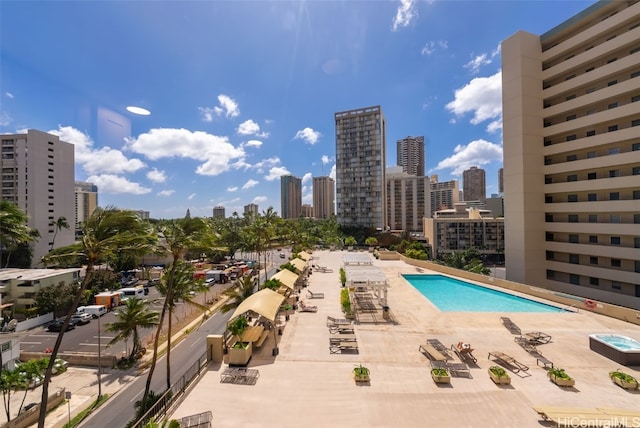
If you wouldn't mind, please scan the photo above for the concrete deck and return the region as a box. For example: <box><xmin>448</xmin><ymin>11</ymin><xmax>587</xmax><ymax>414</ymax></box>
<box><xmin>170</xmin><ymin>250</ymin><xmax>640</xmax><ymax>428</ymax></box>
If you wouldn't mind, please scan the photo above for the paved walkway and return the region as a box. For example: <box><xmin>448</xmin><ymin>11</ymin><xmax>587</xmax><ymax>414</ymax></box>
<box><xmin>170</xmin><ymin>250</ymin><xmax>640</xmax><ymax>428</ymax></box>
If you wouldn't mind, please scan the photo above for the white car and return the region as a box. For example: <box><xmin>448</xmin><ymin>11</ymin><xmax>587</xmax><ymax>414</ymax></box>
<box><xmin>71</xmin><ymin>312</ymin><xmax>92</xmax><ymax>325</ymax></box>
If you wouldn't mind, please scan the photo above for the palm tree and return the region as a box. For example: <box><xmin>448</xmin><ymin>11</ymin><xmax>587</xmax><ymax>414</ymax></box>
<box><xmin>49</xmin><ymin>216</ymin><xmax>70</xmax><ymax>251</ymax></box>
<box><xmin>154</xmin><ymin>260</ymin><xmax>208</xmax><ymax>390</ymax></box>
<box><xmin>221</xmin><ymin>274</ymin><xmax>257</xmax><ymax>313</ymax></box>
<box><xmin>0</xmin><ymin>201</ymin><xmax>39</xmax><ymax>267</ymax></box>
<box><xmin>37</xmin><ymin>207</ymin><xmax>157</xmax><ymax>427</ymax></box>
<box><xmin>107</xmin><ymin>298</ymin><xmax>159</xmax><ymax>361</ymax></box>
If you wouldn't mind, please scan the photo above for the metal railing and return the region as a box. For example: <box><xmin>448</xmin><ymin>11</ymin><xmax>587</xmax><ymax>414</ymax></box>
<box><xmin>177</xmin><ymin>410</ymin><xmax>213</xmax><ymax>428</ymax></box>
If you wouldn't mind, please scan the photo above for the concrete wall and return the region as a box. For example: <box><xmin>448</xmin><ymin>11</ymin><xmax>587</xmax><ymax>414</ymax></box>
<box><xmin>3</xmin><ymin>387</ymin><xmax>66</xmax><ymax>428</ymax></box>
<box><xmin>15</xmin><ymin>313</ymin><xmax>54</xmax><ymax>332</ymax></box>
<box><xmin>20</xmin><ymin>351</ymin><xmax>118</xmax><ymax>368</ymax></box>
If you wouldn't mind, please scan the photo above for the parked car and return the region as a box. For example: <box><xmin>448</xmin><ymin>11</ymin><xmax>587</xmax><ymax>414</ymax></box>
<box><xmin>52</xmin><ymin>358</ymin><xmax>68</xmax><ymax>375</ymax></box>
<box><xmin>47</xmin><ymin>319</ymin><xmax>78</xmax><ymax>332</ymax></box>
<box><xmin>71</xmin><ymin>312</ymin><xmax>92</xmax><ymax>325</ymax></box>
<box><xmin>279</xmin><ymin>253</ymin><xmax>286</xmax><ymax>258</ymax></box>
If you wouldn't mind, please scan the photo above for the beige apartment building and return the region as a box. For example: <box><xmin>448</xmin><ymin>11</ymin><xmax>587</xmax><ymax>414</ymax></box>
<box><xmin>335</xmin><ymin>106</ymin><xmax>387</xmax><ymax>230</ymax></box>
<box><xmin>396</xmin><ymin>136</ymin><xmax>425</xmax><ymax>176</ymax></box>
<box><xmin>1</xmin><ymin>130</ymin><xmax>75</xmax><ymax>267</ymax></box>
<box><xmin>462</xmin><ymin>166</ymin><xmax>486</xmax><ymax>202</ymax></box>
<box><xmin>429</xmin><ymin>176</ymin><xmax>460</xmax><ymax>217</ymax></box>
<box><xmin>386</xmin><ymin>166</ymin><xmax>431</xmax><ymax>233</ymax></box>
<box><xmin>312</xmin><ymin>176</ymin><xmax>335</xmax><ymax>220</ymax></box>
<box><xmin>75</xmin><ymin>181</ymin><xmax>98</xmax><ymax>235</ymax></box>
<box><xmin>502</xmin><ymin>0</ymin><xmax>640</xmax><ymax>308</ymax></box>
<box><xmin>280</xmin><ymin>175</ymin><xmax>302</xmax><ymax>219</ymax></box>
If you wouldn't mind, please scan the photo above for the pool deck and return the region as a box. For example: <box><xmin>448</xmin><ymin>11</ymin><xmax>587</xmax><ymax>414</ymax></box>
<box><xmin>170</xmin><ymin>250</ymin><xmax>640</xmax><ymax>428</ymax></box>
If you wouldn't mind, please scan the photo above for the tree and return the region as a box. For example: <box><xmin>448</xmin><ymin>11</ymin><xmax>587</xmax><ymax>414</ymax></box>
<box><xmin>107</xmin><ymin>298</ymin><xmax>159</xmax><ymax>361</ymax></box>
<box><xmin>344</xmin><ymin>236</ymin><xmax>357</xmax><ymax>247</ymax></box>
<box><xmin>364</xmin><ymin>236</ymin><xmax>378</xmax><ymax>247</ymax></box>
<box><xmin>34</xmin><ymin>281</ymin><xmax>81</xmax><ymax>317</ymax></box>
<box><xmin>49</xmin><ymin>216</ymin><xmax>70</xmax><ymax>251</ymax></box>
<box><xmin>221</xmin><ymin>275</ymin><xmax>256</xmax><ymax>314</ymax></box>
<box><xmin>0</xmin><ymin>201</ymin><xmax>39</xmax><ymax>268</ymax></box>
<box><xmin>37</xmin><ymin>207</ymin><xmax>157</xmax><ymax>427</ymax></box>
<box><xmin>261</xmin><ymin>278</ymin><xmax>282</xmax><ymax>291</ymax></box>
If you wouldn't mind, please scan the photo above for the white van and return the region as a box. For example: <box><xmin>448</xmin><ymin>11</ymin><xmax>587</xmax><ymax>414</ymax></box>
<box><xmin>76</xmin><ymin>305</ymin><xmax>107</xmax><ymax>319</ymax></box>
<box><xmin>118</xmin><ymin>287</ymin><xmax>145</xmax><ymax>301</ymax></box>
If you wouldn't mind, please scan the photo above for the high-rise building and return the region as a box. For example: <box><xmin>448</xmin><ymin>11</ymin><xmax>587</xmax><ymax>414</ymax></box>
<box><xmin>213</xmin><ymin>206</ymin><xmax>226</xmax><ymax>219</ymax></box>
<box><xmin>75</xmin><ymin>181</ymin><xmax>98</xmax><ymax>234</ymax></box>
<box><xmin>462</xmin><ymin>166</ymin><xmax>486</xmax><ymax>202</ymax></box>
<box><xmin>244</xmin><ymin>203</ymin><xmax>258</xmax><ymax>217</ymax></box>
<box><xmin>386</xmin><ymin>166</ymin><xmax>431</xmax><ymax>233</ymax></box>
<box><xmin>301</xmin><ymin>204</ymin><xmax>313</xmax><ymax>218</ymax></box>
<box><xmin>335</xmin><ymin>105</ymin><xmax>387</xmax><ymax>230</ymax></box>
<box><xmin>280</xmin><ymin>175</ymin><xmax>302</xmax><ymax>219</ymax></box>
<box><xmin>312</xmin><ymin>176</ymin><xmax>335</xmax><ymax>219</ymax></box>
<box><xmin>429</xmin><ymin>177</ymin><xmax>460</xmax><ymax>217</ymax></box>
<box><xmin>502</xmin><ymin>0</ymin><xmax>640</xmax><ymax>307</ymax></box>
<box><xmin>1</xmin><ymin>130</ymin><xmax>75</xmax><ymax>266</ymax></box>
<box><xmin>396</xmin><ymin>136</ymin><xmax>425</xmax><ymax>176</ymax></box>
<box><xmin>498</xmin><ymin>168</ymin><xmax>504</xmax><ymax>194</ymax></box>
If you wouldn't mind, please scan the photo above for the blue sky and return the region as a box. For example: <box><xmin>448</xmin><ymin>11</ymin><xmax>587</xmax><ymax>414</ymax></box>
<box><xmin>0</xmin><ymin>0</ymin><xmax>595</xmax><ymax>219</ymax></box>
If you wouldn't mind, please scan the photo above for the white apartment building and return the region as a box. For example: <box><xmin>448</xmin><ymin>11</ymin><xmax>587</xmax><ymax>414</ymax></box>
<box><xmin>1</xmin><ymin>130</ymin><xmax>75</xmax><ymax>266</ymax></box>
<box><xmin>502</xmin><ymin>0</ymin><xmax>640</xmax><ymax>308</ymax></box>
<box><xmin>335</xmin><ymin>106</ymin><xmax>387</xmax><ymax>230</ymax></box>
<box><xmin>386</xmin><ymin>166</ymin><xmax>431</xmax><ymax>233</ymax></box>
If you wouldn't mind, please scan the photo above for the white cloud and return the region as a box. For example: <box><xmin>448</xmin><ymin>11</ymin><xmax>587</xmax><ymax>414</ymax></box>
<box><xmin>158</xmin><ymin>189</ymin><xmax>175</xmax><ymax>197</ymax></box>
<box><xmin>251</xmin><ymin>156</ymin><xmax>281</xmax><ymax>173</ymax></box>
<box><xmin>302</xmin><ymin>185</ymin><xmax>312</xmax><ymax>204</ymax></box>
<box><xmin>0</xmin><ymin>112</ymin><xmax>11</xmax><ymax>127</ymax></box>
<box><xmin>187</xmin><ymin>193</ymin><xmax>196</xmax><ymax>200</ymax></box>
<box><xmin>445</xmin><ymin>71</ymin><xmax>502</xmax><ymax>130</ymax></box>
<box><xmin>421</xmin><ymin>40</ymin><xmax>448</xmax><ymax>56</ymax></box>
<box><xmin>244</xmin><ymin>140</ymin><xmax>263</xmax><ymax>148</ymax></box>
<box><xmin>86</xmin><ymin>174</ymin><xmax>151</xmax><ymax>195</ymax></box>
<box><xmin>392</xmin><ymin>0</ymin><xmax>416</xmax><ymax>31</ymax></box>
<box><xmin>242</xmin><ymin>179</ymin><xmax>259</xmax><ymax>190</ymax></box>
<box><xmin>464</xmin><ymin>45</ymin><xmax>501</xmax><ymax>74</ymax></box>
<box><xmin>432</xmin><ymin>139</ymin><xmax>503</xmax><ymax>175</ymax></box>
<box><xmin>293</xmin><ymin>127</ymin><xmax>321</xmax><ymax>145</ymax></box>
<box><xmin>253</xmin><ymin>196</ymin><xmax>267</xmax><ymax>204</ymax></box>
<box><xmin>124</xmin><ymin>128</ymin><xmax>245</xmax><ymax>176</ymax></box>
<box><xmin>5</xmin><ymin>92</ymin><xmax>14</xmax><ymax>99</ymax></box>
<box><xmin>264</xmin><ymin>166</ymin><xmax>291</xmax><ymax>181</ymax></box>
<box><xmin>227</xmin><ymin>186</ymin><xmax>238</xmax><ymax>192</ymax></box>
<box><xmin>146</xmin><ymin>168</ymin><xmax>166</xmax><ymax>183</ymax></box>
<box><xmin>237</xmin><ymin>119</ymin><xmax>260</xmax><ymax>135</ymax></box>
<box><xmin>215</xmin><ymin>94</ymin><xmax>240</xmax><ymax>118</ymax></box>
<box><xmin>321</xmin><ymin>155</ymin><xmax>330</xmax><ymax>165</ymax></box>
<box><xmin>50</xmin><ymin>125</ymin><xmax>146</xmax><ymax>175</ymax></box>
<box><xmin>329</xmin><ymin>164</ymin><xmax>336</xmax><ymax>181</ymax></box>
<box><xmin>302</xmin><ymin>172</ymin><xmax>312</xmax><ymax>184</ymax></box>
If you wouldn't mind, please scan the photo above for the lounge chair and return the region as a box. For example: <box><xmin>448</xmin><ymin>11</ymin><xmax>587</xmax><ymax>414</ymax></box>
<box><xmin>430</xmin><ymin>360</ymin><xmax>471</xmax><ymax>378</ymax></box>
<box><xmin>307</xmin><ymin>289</ymin><xmax>325</xmax><ymax>299</ymax></box>
<box><xmin>327</xmin><ymin>316</ymin><xmax>351</xmax><ymax>327</ymax></box>
<box><xmin>426</xmin><ymin>339</ymin><xmax>453</xmax><ymax>358</ymax></box>
<box><xmin>525</xmin><ymin>331</ymin><xmax>552</xmax><ymax>344</ymax></box>
<box><xmin>419</xmin><ymin>343</ymin><xmax>450</xmax><ymax>361</ymax></box>
<box><xmin>329</xmin><ymin>325</ymin><xmax>355</xmax><ymax>334</ymax></box>
<box><xmin>452</xmin><ymin>341</ymin><xmax>477</xmax><ymax>363</ymax></box>
<box><xmin>499</xmin><ymin>317</ymin><xmax>521</xmax><ymax>335</ymax></box>
<box><xmin>298</xmin><ymin>300</ymin><xmax>318</xmax><ymax>312</ymax></box>
<box><xmin>514</xmin><ymin>336</ymin><xmax>538</xmax><ymax>353</ymax></box>
<box><xmin>488</xmin><ymin>351</ymin><xmax>529</xmax><ymax>373</ymax></box>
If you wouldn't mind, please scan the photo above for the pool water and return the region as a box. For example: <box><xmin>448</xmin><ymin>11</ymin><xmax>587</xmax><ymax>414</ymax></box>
<box><xmin>403</xmin><ymin>274</ymin><xmax>563</xmax><ymax>313</ymax></box>
<box><xmin>592</xmin><ymin>334</ymin><xmax>640</xmax><ymax>351</ymax></box>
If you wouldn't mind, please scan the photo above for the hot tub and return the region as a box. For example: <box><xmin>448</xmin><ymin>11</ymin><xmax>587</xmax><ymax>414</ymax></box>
<box><xmin>589</xmin><ymin>334</ymin><xmax>640</xmax><ymax>365</ymax></box>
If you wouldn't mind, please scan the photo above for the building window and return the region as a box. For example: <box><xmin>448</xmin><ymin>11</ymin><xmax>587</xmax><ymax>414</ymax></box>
<box><xmin>608</xmin><ymin>102</ymin><xmax>618</xmax><ymax>109</ymax></box>
<box><xmin>589</xmin><ymin>235</ymin><xmax>598</xmax><ymax>243</ymax></box>
<box><xmin>568</xmin><ymin>215</ymin><xmax>579</xmax><ymax>223</ymax></box>
<box><xmin>547</xmin><ymin>270</ymin><xmax>555</xmax><ymax>279</ymax></box>
<box><xmin>611</xmin><ymin>259</ymin><xmax>621</xmax><ymax>267</ymax></box>
<box><xmin>570</xmin><ymin>274</ymin><xmax>580</xmax><ymax>285</ymax></box>
<box><xmin>635</xmin><ymin>237</ymin><xmax>640</xmax><ymax>248</ymax></box>
<box><xmin>545</xmin><ymin>232</ymin><xmax>554</xmax><ymax>241</ymax></box>
<box><xmin>566</xmin><ymin>94</ymin><xmax>576</xmax><ymax>100</ymax></box>
<box><xmin>569</xmin><ymin>254</ymin><xmax>579</xmax><ymax>264</ymax></box>
<box><xmin>611</xmin><ymin>236</ymin><xmax>621</xmax><ymax>245</ymax></box>
<box><xmin>590</xmin><ymin>256</ymin><xmax>598</xmax><ymax>265</ymax></box>
<box><xmin>545</xmin><ymin>177</ymin><xmax>553</xmax><ymax>184</ymax></box>
<box><xmin>635</xmin><ymin>214</ymin><xmax>640</xmax><ymax>225</ymax></box>
<box><xmin>608</xmin><ymin>125</ymin><xmax>618</xmax><ymax>132</ymax></box>
<box><xmin>634</xmin><ymin>167</ymin><xmax>640</xmax><ymax>175</ymax></box>
<box><xmin>566</xmin><ymin>114</ymin><xmax>577</xmax><ymax>121</ymax></box>
<box><xmin>608</xmin><ymin>80</ymin><xmax>617</xmax><ymax>86</ymax></box>
<box><xmin>632</xmin><ymin>71</ymin><xmax>640</xmax><ymax>78</ymax></box>
<box><xmin>585</xmin><ymin>67</ymin><xmax>594</xmax><ymax>73</ymax></box>
<box><xmin>609</xmin><ymin>192</ymin><xmax>620</xmax><ymax>200</ymax></box>
<box><xmin>545</xmin><ymin>214</ymin><xmax>554</xmax><ymax>222</ymax></box>
<box><xmin>588</xmin><ymin>214</ymin><xmax>598</xmax><ymax>223</ymax></box>
<box><xmin>568</xmin><ymin>194</ymin><xmax>578</xmax><ymax>202</ymax></box>
<box><xmin>632</xmin><ymin>95</ymin><xmax>640</xmax><ymax>103</ymax></box>
<box><xmin>546</xmin><ymin>251</ymin><xmax>555</xmax><ymax>260</ymax></box>
<box><xmin>565</xmin><ymin>74</ymin><xmax>576</xmax><ymax>81</ymax></box>
<box><xmin>566</xmin><ymin>134</ymin><xmax>577</xmax><ymax>141</ymax></box>
<box><xmin>590</xmin><ymin>277</ymin><xmax>599</xmax><ymax>286</ymax></box>
<box><xmin>545</xmin><ymin>195</ymin><xmax>553</xmax><ymax>203</ymax></box>
<box><xmin>588</xmin><ymin>193</ymin><xmax>597</xmax><ymax>201</ymax></box>
<box><xmin>569</xmin><ymin>234</ymin><xmax>579</xmax><ymax>243</ymax></box>
<box><xmin>610</xmin><ymin>215</ymin><xmax>621</xmax><ymax>223</ymax></box>
<box><xmin>567</xmin><ymin>174</ymin><xmax>577</xmax><ymax>182</ymax></box>
<box><xmin>611</xmin><ymin>281</ymin><xmax>622</xmax><ymax>290</ymax></box>
<box><xmin>566</xmin><ymin>154</ymin><xmax>577</xmax><ymax>161</ymax></box>
<box><xmin>633</xmin><ymin>143</ymin><xmax>640</xmax><ymax>151</ymax></box>
<box><xmin>609</xmin><ymin>170</ymin><xmax>619</xmax><ymax>177</ymax></box>
<box><xmin>586</xmin><ymin>130</ymin><xmax>596</xmax><ymax>137</ymax></box>
<box><xmin>636</xmin><ymin>261</ymin><xmax>640</xmax><ymax>273</ymax></box>
<box><xmin>587</xmin><ymin>172</ymin><xmax>597</xmax><ymax>180</ymax></box>
<box><xmin>632</xmin><ymin>119</ymin><xmax>640</xmax><ymax>127</ymax></box>
<box><xmin>633</xmin><ymin>190</ymin><xmax>640</xmax><ymax>199</ymax></box>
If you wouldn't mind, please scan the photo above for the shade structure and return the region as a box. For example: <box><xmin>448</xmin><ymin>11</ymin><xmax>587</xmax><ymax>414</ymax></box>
<box><xmin>298</xmin><ymin>251</ymin><xmax>312</xmax><ymax>261</ymax></box>
<box><xmin>229</xmin><ymin>288</ymin><xmax>286</xmax><ymax>324</ymax></box>
<box><xmin>271</xmin><ymin>269</ymin><xmax>298</xmax><ymax>290</ymax></box>
<box><xmin>289</xmin><ymin>258</ymin><xmax>307</xmax><ymax>272</ymax></box>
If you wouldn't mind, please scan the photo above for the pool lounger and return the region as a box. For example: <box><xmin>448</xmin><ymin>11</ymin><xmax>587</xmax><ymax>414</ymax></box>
<box><xmin>430</xmin><ymin>360</ymin><xmax>471</xmax><ymax>378</ymax></box>
<box><xmin>488</xmin><ymin>351</ymin><xmax>529</xmax><ymax>373</ymax></box>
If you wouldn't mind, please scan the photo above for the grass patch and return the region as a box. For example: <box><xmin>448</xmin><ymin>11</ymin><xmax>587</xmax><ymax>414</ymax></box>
<box><xmin>61</xmin><ymin>393</ymin><xmax>109</xmax><ymax>428</ymax></box>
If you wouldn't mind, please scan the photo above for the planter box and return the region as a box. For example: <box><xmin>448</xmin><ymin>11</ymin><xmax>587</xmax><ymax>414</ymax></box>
<box><xmin>488</xmin><ymin>369</ymin><xmax>511</xmax><ymax>385</ymax></box>
<box><xmin>612</xmin><ymin>376</ymin><xmax>639</xmax><ymax>390</ymax></box>
<box><xmin>431</xmin><ymin>371</ymin><xmax>451</xmax><ymax>384</ymax></box>
<box><xmin>354</xmin><ymin>375</ymin><xmax>370</xmax><ymax>383</ymax></box>
<box><xmin>228</xmin><ymin>342</ymin><xmax>252</xmax><ymax>366</ymax></box>
<box><xmin>549</xmin><ymin>373</ymin><xmax>575</xmax><ymax>387</ymax></box>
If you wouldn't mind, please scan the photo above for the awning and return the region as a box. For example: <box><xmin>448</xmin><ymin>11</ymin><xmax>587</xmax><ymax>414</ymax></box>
<box><xmin>229</xmin><ymin>289</ymin><xmax>286</xmax><ymax>323</ymax></box>
<box><xmin>298</xmin><ymin>251</ymin><xmax>312</xmax><ymax>261</ymax></box>
<box><xmin>289</xmin><ymin>258</ymin><xmax>307</xmax><ymax>272</ymax></box>
<box><xmin>271</xmin><ymin>269</ymin><xmax>298</xmax><ymax>290</ymax></box>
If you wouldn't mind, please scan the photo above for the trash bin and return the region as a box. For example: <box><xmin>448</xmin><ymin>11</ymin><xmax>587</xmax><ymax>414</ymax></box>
<box><xmin>382</xmin><ymin>306</ymin><xmax>390</xmax><ymax>320</ymax></box>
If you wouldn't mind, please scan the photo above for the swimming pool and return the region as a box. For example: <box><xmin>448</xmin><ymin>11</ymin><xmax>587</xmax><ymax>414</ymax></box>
<box><xmin>403</xmin><ymin>274</ymin><xmax>563</xmax><ymax>312</ymax></box>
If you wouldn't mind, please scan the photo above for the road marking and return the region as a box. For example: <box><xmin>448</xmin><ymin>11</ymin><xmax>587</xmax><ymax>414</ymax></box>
<box><xmin>20</xmin><ymin>341</ymin><xmax>42</xmax><ymax>345</ymax></box>
<box><xmin>29</xmin><ymin>334</ymin><xmax>56</xmax><ymax>338</ymax></box>
<box><xmin>190</xmin><ymin>337</ymin><xmax>202</xmax><ymax>347</ymax></box>
<box><xmin>131</xmin><ymin>389</ymin><xmax>143</xmax><ymax>402</ymax></box>
<box><xmin>78</xmin><ymin>343</ymin><xmax>109</xmax><ymax>347</ymax></box>
<box><xmin>93</xmin><ymin>336</ymin><xmax>115</xmax><ymax>340</ymax></box>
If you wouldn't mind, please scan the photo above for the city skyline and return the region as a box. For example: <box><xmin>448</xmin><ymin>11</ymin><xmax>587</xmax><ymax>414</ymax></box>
<box><xmin>0</xmin><ymin>1</ymin><xmax>596</xmax><ymax>218</ymax></box>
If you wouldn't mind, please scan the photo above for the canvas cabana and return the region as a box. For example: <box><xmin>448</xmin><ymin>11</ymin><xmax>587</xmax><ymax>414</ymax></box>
<box><xmin>271</xmin><ymin>269</ymin><xmax>298</xmax><ymax>294</ymax></box>
<box><xmin>298</xmin><ymin>251</ymin><xmax>312</xmax><ymax>261</ymax></box>
<box><xmin>289</xmin><ymin>257</ymin><xmax>307</xmax><ymax>273</ymax></box>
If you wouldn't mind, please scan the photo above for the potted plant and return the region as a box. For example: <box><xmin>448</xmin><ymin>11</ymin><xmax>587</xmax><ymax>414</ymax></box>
<box><xmin>488</xmin><ymin>365</ymin><xmax>511</xmax><ymax>385</ymax></box>
<box><xmin>431</xmin><ymin>367</ymin><xmax>451</xmax><ymax>384</ymax></box>
<box><xmin>548</xmin><ymin>368</ymin><xmax>575</xmax><ymax>387</ymax></box>
<box><xmin>609</xmin><ymin>369</ymin><xmax>639</xmax><ymax>390</ymax></box>
<box><xmin>353</xmin><ymin>364</ymin><xmax>370</xmax><ymax>383</ymax></box>
<box><xmin>340</xmin><ymin>288</ymin><xmax>353</xmax><ymax>319</ymax></box>
<box><xmin>227</xmin><ymin>317</ymin><xmax>252</xmax><ymax>366</ymax></box>
<box><xmin>282</xmin><ymin>304</ymin><xmax>293</xmax><ymax>321</ymax></box>
<box><xmin>339</xmin><ymin>267</ymin><xmax>347</xmax><ymax>287</ymax></box>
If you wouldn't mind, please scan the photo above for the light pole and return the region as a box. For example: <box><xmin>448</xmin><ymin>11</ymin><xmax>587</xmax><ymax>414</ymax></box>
<box><xmin>97</xmin><ymin>314</ymin><xmax>102</xmax><ymax>400</ymax></box>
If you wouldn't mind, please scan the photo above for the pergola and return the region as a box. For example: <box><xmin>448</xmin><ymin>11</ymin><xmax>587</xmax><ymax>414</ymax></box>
<box><xmin>344</xmin><ymin>265</ymin><xmax>389</xmax><ymax>306</ymax></box>
<box><xmin>342</xmin><ymin>253</ymin><xmax>374</xmax><ymax>266</ymax></box>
